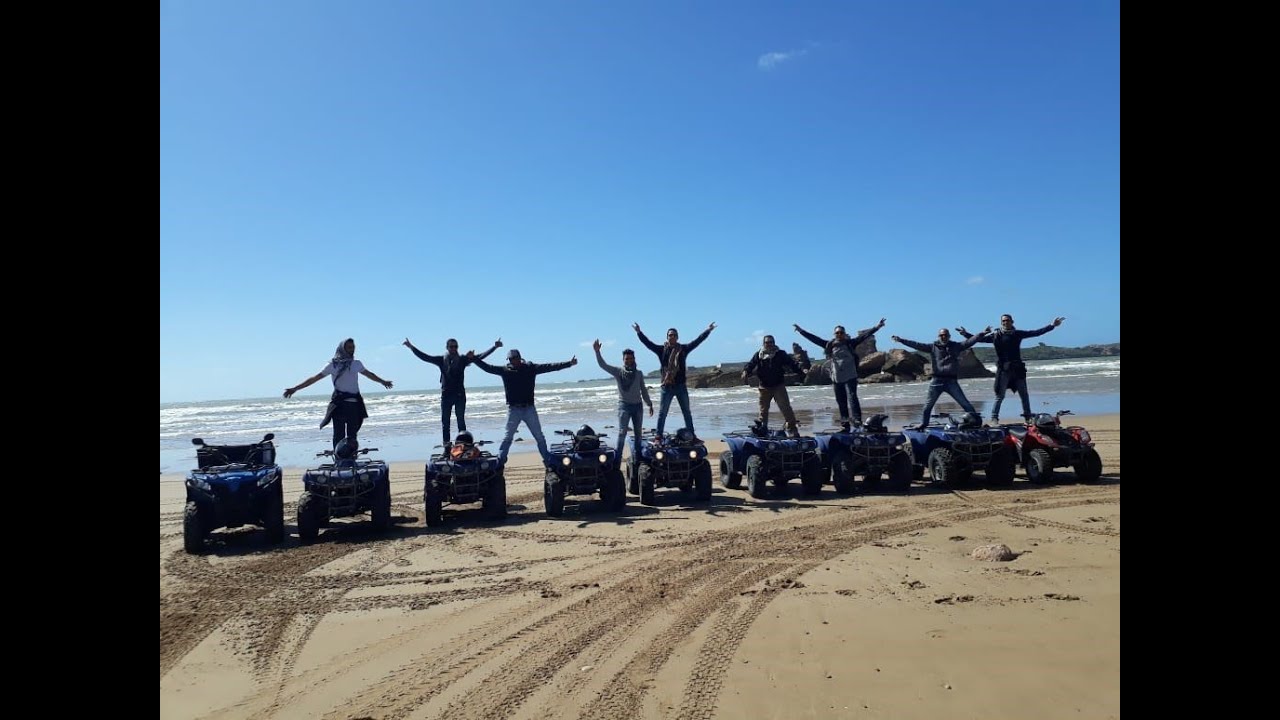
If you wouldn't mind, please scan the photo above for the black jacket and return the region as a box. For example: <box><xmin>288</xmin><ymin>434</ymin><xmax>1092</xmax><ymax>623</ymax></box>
<box><xmin>897</xmin><ymin>336</ymin><xmax>982</xmax><ymax>379</ymax></box>
<box><xmin>745</xmin><ymin>349</ymin><xmax>803</xmax><ymax>388</ymax></box>
<box><xmin>473</xmin><ymin>358</ymin><xmax>572</xmax><ymax>405</ymax></box>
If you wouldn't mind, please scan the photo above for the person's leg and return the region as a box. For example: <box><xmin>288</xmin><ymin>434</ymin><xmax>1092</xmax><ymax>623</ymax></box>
<box><xmin>846</xmin><ymin>380</ymin><xmax>863</xmax><ymax>425</ymax></box>
<box><xmin>676</xmin><ymin>384</ymin><xmax>694</xmax><ymax>433</ymax></box>
<box><xmin>991</xmin><ymin>374</ymin><xmax>1006</xmax><ymax>421</ymax></box>
<box><xmin>833</xmin><ymin>382</ymin><xmax>850</xmax><ymax>427</ymax></box>
<box><xmin>455</xmin><ymin>393</ymin><xmax>468</xmax><ymax>432</ymax></box>
<box><xmin>757</xmin><ymin>387</ymin><xmax>773</xmax><ymax>428</ymax></box>
<box><xmin>944</xmin><ymin>379</ymin><xmax>978</xmax><ymax>415</ymax></box>
<box><xmin>657</xmin><ymin>387</ymin><xmax>675</xmax><ymax>436</ymax></box>
<box><xmin>615</xmin><ymin>403</ymin><xmax>630</xmax><ymax>470</ymax></box>
<box><xmin>497</xmin><ymin>408</ymin><xmax>520</xmax><ymax>464</ymax></box>
<box><xmin>332</xmin><ymin>416</ymin><xmax>347</xmax><ymax>448</ymax></box>
<box><xmin>440</xmin><ymin>394</ymin><xmax>456</xmax><ymax>445</ymax></box>
<box><xmin>347</xmin><ymin>415</ymin><xmax>364</xmax><ymax>445</ymax></box>
<box><xmin>524</xmin><ymin>406</ymin><xmax>550</xmax><ymax>464</ymax></box>
<box><xmin>920</xmin><ymin>382</ymin><xmax>945</xmax><ymax>427</ymax></box>
<box><xmin>775</xmin><ymin>385</ymin><xmax>798</xmax><ymax>434</ymax></box>
<box><xmin>628</xmin><ymin>403</ymin><xmax>643</xmax><ymax>471</ymax></box>
<box><xmin>1015</xmin><ymin>378</ymin><xmax>1032</xmax><ymax>420</ymax></box>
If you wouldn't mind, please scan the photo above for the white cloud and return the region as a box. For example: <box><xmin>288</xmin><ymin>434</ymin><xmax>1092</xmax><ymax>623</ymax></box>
<box><xmin>745</xmin><ymin>330</ymin><xmax>767</xmax><ymax>344</ymax></box>
<box><xmin>579</xmin><ymin>339</ymin><xmax>616</xmax><ymax>348</ymax></box>
<box><xmin>966</xmin><ymin>276</ymin><xmax>985</xmax><ymax>285</ymax></box>
<box><xmin>758</xmin><ymin>48</ymin><xmax>809</xmax><ymax>70</ymax></box>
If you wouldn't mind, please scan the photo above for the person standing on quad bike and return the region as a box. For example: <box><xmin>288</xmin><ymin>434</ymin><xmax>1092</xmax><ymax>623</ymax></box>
<box><xmin>891</xmin><ymin>328</ymin><xmax>984</xmax><ymax>430</ymax></box>
<box><xmin>955</xmin><ymin>315</ymin><xmax>1065</xmax><ymax>423</ymax></box>
<box><xmin>593</xmin><ymin>340</ymin><xmax>653</xmax><ymax>473</ymax></box>
<box><xmin>403</xmin><ymin>335</ymin><xmax>503</xmax><ymax>445</ymax></box>
<box><xmin>471</xmin><ymin>348</ymin><xmax>577</xmax><ymax>468</ymax></box>
<box><xmin>742</xmin><ymin>334</ymin><xmax>806</xmax><ymax>437</ymax></box>
<box><xmin>794</xmin><ymin>318</ymin><xmax>887</xmax><ymax>431</ymax></box>
<box><xmin>633</xmin><ymin>321</ymin><xmax>716</xmax><ymax>438</ymax></box>
<box><xmin>283</xmin><ymin>338</ymin><xmax>394</xmax><ymax>448</ymax></box>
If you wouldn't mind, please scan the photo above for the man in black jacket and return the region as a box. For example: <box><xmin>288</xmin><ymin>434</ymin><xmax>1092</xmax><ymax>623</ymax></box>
<box><xmin>891</xmin><ymin>329</ymin><xmax>985</xmax><ymax>429</ymax></box>
<box><xmin>957</xmin><ymin>315</ymin><xmax>1065</xmax><ymax>423</ymax></box>
<box><xmin>404</xmin><ymin>336</ymin><xmax>502</xmax><ymax>445</ymax></box>
<box><xmin>471</xmin><ymin>349</ymin><xmax>577</xmax><ymax>467</ymax></box>
<box><xmin>743</xmin><ymin>335</ymin><xmax>806</xmax><ymax>437</ymax></box>
<box><xmin>633</xmin><ymin>321</ymin><xmax>716</xmax><ymax>437</ymax></box>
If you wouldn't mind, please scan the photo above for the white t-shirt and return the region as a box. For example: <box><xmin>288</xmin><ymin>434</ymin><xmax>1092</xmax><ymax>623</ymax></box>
<box><xmin>320</xmin><ymin>359</ymin><xmax>366</xmax><ymax>395</ymax></box>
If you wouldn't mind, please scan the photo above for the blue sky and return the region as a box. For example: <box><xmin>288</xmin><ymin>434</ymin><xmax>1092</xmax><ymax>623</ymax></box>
<box><xmin>160</xmin><ymin>0</ymin><xmax>1120</xmax><ymax>403</ymax></box>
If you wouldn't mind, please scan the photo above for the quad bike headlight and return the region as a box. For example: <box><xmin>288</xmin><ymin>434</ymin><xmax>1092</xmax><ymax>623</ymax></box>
<box><xmin>598</xmin><ymin>454</ymin><xmax>609</xmax><ymax>464</ymax></box>
<box><xmin>655</xmin><ymin>451</ymin><xmax>665</xmax><ymax>461</ymax></box>
<box><xmin>1076</xmin><ymin>429</ymin><xmax>1092</xmax><ymax>444</ymax></box>
<box><xmin>256</xmin><ymin>469</ymin><xmax>278</xmax><ymax>487</ymax></box>
<box><xmin>562</xmin><ymin>457</ymin><xmax>572</xmax><ymax>467</ymax></box>
<box><xmin>193</xmin><ymin>478</ymin><xmax>212</xmax><ymax>492</ymax></box>
<box><xmin>481</xmin><ymin>460</ymin><xmax>492</xmax><ymax>470</ymax></box>
<box><xmin>688</xmin><ymin>450</ymin><xmax>699</xmax><ymax>460</ymax></box>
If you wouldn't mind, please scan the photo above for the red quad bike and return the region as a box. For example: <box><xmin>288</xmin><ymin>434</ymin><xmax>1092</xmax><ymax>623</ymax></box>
<box><xmin>1004</xmin><ymin>410</ymin><xmax>1103</xmax><ymax>484</ymax></box>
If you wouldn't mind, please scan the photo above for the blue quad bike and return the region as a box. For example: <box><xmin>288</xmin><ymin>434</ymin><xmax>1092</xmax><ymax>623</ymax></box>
<box><xmin>543</xmin><ymin>425</ymin><xmax>627</xmax><ymax>516</ymax></box>
<box><xmin>628</xmin><ymin>428</ymin><xmax>713</xmax><ymax>505</ymax></box>
<box><xmin>423</xmin><ymin>432</ymin><xmax>507</xmax><ymax>526</ymax></box>
<box><xmin>184</xmin><ymin>433</ymin><xmax>284</xmax><ymax>553</ymax></box>
<box><xmin>813</xmin><ymin>414</ymin><xmax>913</xmax><ymax>494</ymax></box>
<box><xmin>297</xmin><ymin>438</ymin><xmax>391</xmax><ymax>542</ymax></box>
<box><xmin>719</xmin><ymin>422</ymin><xmax>823</xmax><ymax>498</ymax></box>
<box><xmin>901</xmin><ymin>412</ymin><xmax>1017</xmax><ymax>487</ymax></box>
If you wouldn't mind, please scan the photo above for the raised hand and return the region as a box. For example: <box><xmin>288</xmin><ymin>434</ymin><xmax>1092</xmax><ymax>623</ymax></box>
<box><xmin>283</xmin><ymin>388</ymin><xmax>295</xmax><ymax>399</ymax></box>
<box><xmin>570</xmin><ymin>356</ymin><xmax>578</xmax><ymax>366</ymax></box>
<box><xmin>707</xmin><ymin>322</ymin><xmax>717</xmax><ymax>332</ymax></box>
<box><xmin>402</xmin><ymin>338</ymin><xmax>412</xmax><ymax>347</ymax></box>
<box><xmin>383</xmin><ymin>380</ymin><xmax>394</xmax><ymax>389</ymax></box>
<box><xmin>877</xmin><ymin>317</ymin><xmax>886</xmax><ymax>329</ymax></box>
<box><xmin>891</xmin><ymin>335</ymin><xmax>902</xmax><ymax>343</ymax></box>
<box><xmin>955</xmin><ymin>326</ymin><xmax>968</xmax><ymax>335</ymax></box>
<box><xmin>1053</xmin><ymin>317</ymin><xmax>1066</xmax><ymax>326</ymax></box>
<box><xmin>632</xmin><ymin>322</ymin><xmax>641</xmax><ymax>333</ymax></box>
<box><xmin>494</xmin><ymin>337</ymin><xmax>503</xmax><ymax>347</ymax></box>
<box><xmin>592</xmin><ymin>339</ymin><xmax>602</xmax><ymax>352</ymax></box>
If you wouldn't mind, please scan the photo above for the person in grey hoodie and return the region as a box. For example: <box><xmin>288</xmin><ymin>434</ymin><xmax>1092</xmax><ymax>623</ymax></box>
<box><xmin>794</xmin><ymin>318</ymin><xmax>886</xmax><ymax>431</ymax></box>
<box><xmin>891</xmin><ymin>328</ymin><xmax>985</xmax><ymax>429</ymax></box>
<box><xmin>594</xmin><ymin>340</ymin><xmax>653</xmax><ymax>473</ymax></box>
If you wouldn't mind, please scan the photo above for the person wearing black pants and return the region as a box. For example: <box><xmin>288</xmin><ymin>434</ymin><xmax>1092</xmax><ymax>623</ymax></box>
<box><xmin>794</xmin><ymin>318</ymin><xmax>886</xmax><ymax>431</ymax></box>
<box><xmin>284</xmin><ymin>338</ymin><xmax>394</xmax><ymax>447</ymax></box>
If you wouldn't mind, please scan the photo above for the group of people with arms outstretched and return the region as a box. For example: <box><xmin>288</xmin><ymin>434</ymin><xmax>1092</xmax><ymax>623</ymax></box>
<box><xmin>281</xmin><ymin>314</ymin><xmax>1064</xmax><ymax>470</ymax></box>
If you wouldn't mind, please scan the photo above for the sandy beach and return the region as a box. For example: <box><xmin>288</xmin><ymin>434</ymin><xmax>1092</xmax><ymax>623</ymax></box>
<box><xmin>160</xmin><ymin>413</ymin><xmax>1119</xmax><ymax>719</ymax></box>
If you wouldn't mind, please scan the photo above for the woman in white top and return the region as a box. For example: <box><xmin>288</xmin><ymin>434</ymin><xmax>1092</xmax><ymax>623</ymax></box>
<box><xmin>284</xmin><ymin>338</ymin><xmax>394</xmax><ymax>448</ymax></box>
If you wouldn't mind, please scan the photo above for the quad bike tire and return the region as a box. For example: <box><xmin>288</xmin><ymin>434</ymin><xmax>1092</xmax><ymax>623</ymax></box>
<box><xmin>719</xmin><ymin>450</ymin><xmax>742</xmax><ymax>490</ymax></box>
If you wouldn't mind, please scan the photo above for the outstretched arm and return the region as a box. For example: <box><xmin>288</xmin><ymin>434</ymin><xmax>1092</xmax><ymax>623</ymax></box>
<box><xmin>959</xmin><ymin>333</ymin><xmax>985</xmax><ymax>350</ymax></box>
<box><xmin>476</xmin><ymin>337</ymin><xmax>503</xmax><ymax>360</ymax></box>
<box><xmin>471</xmin><ymin>357</ymin><xmax>502</xmax><ymax>375</ymax></box>
<box><xmin>891</xmin><ymin>336</ymin><xmax>932</xmax><ymax>353</ymax></box>
<box><xmin>593</xmin><ymin>340</ymin><xmax>622</xmax><ymax>378</ymax></box>
<box><xmin>633</xmin><ymin>323</ymin><xmax>664</xmax><ymax>356</ymax></box>
<box><xmin>403</xmin><ymin>339</ymin><xmax>443</xmax><ymax>366</ymax></box>
<box><xmin>1019</xmin><ymin>317</ymin><xmax>1065</xmax><ymax>339</ymax></box>
<box><xmin>534</xmin><ymin>357</ymin><xmax>578</xmax><ymax>375</ymax></box>
<box><xmin>794</xmin><ymin>325</ymin><xmax>830</xmax><ymax>349</ymax></box>
<box><xmin>851</xmin><ymin>317</ymin><xmax>887</xmax><ymax>346</ymax></box>
<box><xmin>685</xmin><ymin>322</ymin><xmax>716</xmax><ymax>353</ymax></box>
<box><xmin>742</xmin><ymin>353</ymin><xmax>760</xmax><ymax>381</ymax></box>
<box><xmin>360</xmin><ymin>369</ymin><xmax>394</xmax><ymax>389</ymax></box>
<box><xmin>284</xmin><ymin>372</ymin><xmax>326</xmax><ymax>398</ymax></box>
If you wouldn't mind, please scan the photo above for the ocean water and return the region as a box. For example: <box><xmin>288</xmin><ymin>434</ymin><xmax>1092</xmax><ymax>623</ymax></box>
<box><xmin>160</xmin><ymin>357</ymin><xmax>1119</xmax><ymax>472</ymax></box>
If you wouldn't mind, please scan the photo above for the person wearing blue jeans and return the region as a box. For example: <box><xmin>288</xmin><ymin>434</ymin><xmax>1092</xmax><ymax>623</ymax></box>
<box><xmin>472</xmin><ymin>348</ymin><xmax>577</xmax><ymax>466</ymax></box>
<box><xmin>403</xmin><ymin>336</ymin><xmax>502</xmax><ymax>445</ymax></box>
<box><xmin>633</xmin><ymin>321</ymin><xmax>716</xmax><ymax>438</ymax></box>
<box><xmin>794</xmin><ymin>318</ymin><xmax>886</xmax><ymax>431</ymax></box>
<box><xmin>892</xmin><ymin>329</ymin><xmax>985</xmax><ymax>429</ymax></box>
<box><xmin>593</xmin><ymin>340</ymin><xmax>653</xmax><ymax>473</ymax></box>
<box><xmin>956</xmin><ymin>315</ymin><xmax>1065</xmax><ymax>423</ymax></box>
